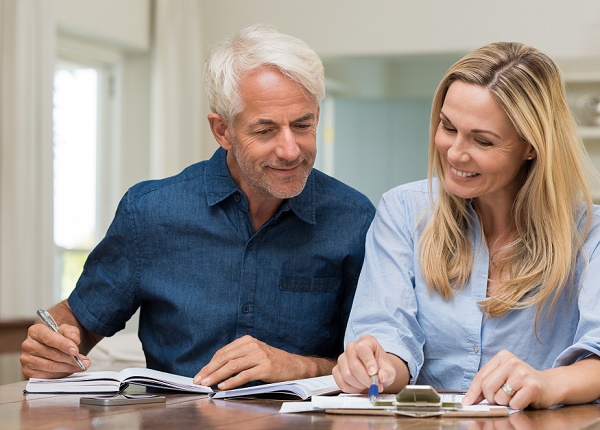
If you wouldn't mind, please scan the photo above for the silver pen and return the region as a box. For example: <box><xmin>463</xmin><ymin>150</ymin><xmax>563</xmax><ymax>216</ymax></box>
<box><xmin>36</xmin><ymin>308</ymin><xmax>86</xmax><ymax>371</ymax></box>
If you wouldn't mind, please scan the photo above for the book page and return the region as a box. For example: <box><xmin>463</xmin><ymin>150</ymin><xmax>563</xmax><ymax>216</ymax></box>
<box><xmin>25</xmin><ymin>368</ymin><xmax>213</xmax><ymax>394</ymax></box>
<box><xmin>25</xmin><ymin>371</ymin><xmax>124</xmax><ymax>394</ymax></box>
<box><xmin>312</xmin><ymin>394</ymin><xmax>395</xmax><ymax>409</ymax></box>
<box><xmin>295</xmin><ymin>375</ymin><xmax>339</xmax><ymax>395</ymax></box>
<box><xmin>212</xmin><ymin>375</ymin><xmax>338</xmax><ymax>399</ymax></box>
<box><xmin>118</xmin><ymin>367</ymin><xmax>212</xmax><ymax>393</ymax></box>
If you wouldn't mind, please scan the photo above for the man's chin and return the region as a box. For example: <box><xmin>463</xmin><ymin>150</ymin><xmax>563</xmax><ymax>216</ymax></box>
<box><xmin>267</xmin><ymin>181</ymin><xmax>308</xmax><ymax>199</ymax></box>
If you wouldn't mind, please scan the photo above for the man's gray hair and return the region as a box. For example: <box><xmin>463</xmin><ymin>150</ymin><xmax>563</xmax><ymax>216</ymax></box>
<box><xmin>204</xmin><ymin>25</ymin><xmax>325</xmax><ymax>123</ymax></box>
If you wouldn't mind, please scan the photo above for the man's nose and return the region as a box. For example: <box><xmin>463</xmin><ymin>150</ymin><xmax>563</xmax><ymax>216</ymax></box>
<box><xmin>275</xmin><ymin>127</ymin><xmax>301</xmax><ymax>160</ymax></box>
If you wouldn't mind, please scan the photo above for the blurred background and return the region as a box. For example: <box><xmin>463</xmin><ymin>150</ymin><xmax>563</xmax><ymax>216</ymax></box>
<box><xmin>1</xmin><ymin>0</ymin><xmax>600</xmax><ymax>383</ymax></box>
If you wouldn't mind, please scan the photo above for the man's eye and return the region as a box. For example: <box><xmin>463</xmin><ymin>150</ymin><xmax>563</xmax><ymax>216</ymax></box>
<box><xmin>256</xmin><ymin>129</ymin><xmax>272</xmax><ymax>135</ymax></box>
<box><xmin>294</xmin><ymin>123</ymin><xmax>311</xmax><ymax>129</ymax></box>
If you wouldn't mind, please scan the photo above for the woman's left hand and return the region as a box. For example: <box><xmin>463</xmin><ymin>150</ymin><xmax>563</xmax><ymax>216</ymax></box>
<box><xmin>462</xmin><ymin>350</ymin><xmax>557</xmax><ymax>410</ymax></box>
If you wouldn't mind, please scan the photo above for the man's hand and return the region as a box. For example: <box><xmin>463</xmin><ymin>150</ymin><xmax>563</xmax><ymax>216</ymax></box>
<box><xmin>20</xmin><ymin>321</ymin><xmax>91</xmax><ymax>379</ymax></box>
<box><xmin>20</xmin><ymin>300</ymin><xmax>101</xmax><ymax>379</ymax></box>
<box><xmin>193</xmin><ymin>335</ymin><xmax>335</xmax><ymax>390</ymax></box>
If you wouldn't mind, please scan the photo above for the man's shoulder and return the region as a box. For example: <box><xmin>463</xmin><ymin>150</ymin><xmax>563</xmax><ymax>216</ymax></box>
<box><xmin>126</xmin><ymin>161</ymin><xmax>207</xmax><ymax>201</ymax></box>
<box><xmin>310</xmin><ymin>169</ymin><xmax>375</xmax><ymax>214</ymax></box>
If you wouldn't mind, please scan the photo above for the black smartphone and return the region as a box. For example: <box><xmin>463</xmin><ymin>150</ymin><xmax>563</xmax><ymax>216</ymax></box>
<box><xmin>80</xmin><ymin>394</ymin><xmax>166</xmax><ymax>406</ymax></box>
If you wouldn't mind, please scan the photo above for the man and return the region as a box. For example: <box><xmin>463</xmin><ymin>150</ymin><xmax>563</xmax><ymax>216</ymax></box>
<box><xmin>21</xmin><ymin>25</ymin><xmax>375</xmax><ymax>390</ymax></box>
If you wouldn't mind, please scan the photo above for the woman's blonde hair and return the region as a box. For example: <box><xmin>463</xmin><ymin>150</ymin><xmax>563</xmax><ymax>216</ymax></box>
<box><xmin>420</xmin><ymin>42</ymin><xmax>595</xmax><ymax>320</ymax></box>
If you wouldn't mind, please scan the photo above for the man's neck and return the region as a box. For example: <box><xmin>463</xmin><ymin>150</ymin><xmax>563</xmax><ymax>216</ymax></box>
<box><xmin>246</xmin><ymin>192</ymin><xmax>283</xmax><ymax>232</ymax></box>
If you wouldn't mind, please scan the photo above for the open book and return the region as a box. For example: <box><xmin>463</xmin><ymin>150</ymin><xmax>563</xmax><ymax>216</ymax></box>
<box><xmin>25</xmin><ymin>367</ymin><xmax>339</xmax><ymax>400</ymax></box>
<box><xmin>24</xmin><ymin>367</ymin><xmax>212</xmax><ymax>394</ymax></box>
<box><xmin>211</xmin><ymin>375</ymin><xmax>339</xmax><ymax>400</ymax></box>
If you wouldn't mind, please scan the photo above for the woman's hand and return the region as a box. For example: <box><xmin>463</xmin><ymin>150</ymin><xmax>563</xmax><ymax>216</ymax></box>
<box><xmin>463</xmin><ymin>350</ymin><xmax>556</xmax><ymax>410</ymax></box>
<box><xmin>333</xmin><ymin>334</ymin><xmax>409</xmax><ymax>394</ymax></box>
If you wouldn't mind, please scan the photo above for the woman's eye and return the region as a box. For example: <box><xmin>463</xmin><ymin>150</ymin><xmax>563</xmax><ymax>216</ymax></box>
<box><xmin>441</xmin><ymin>123</ymin><xmax>456</xmax><ymax>133</ymax></box>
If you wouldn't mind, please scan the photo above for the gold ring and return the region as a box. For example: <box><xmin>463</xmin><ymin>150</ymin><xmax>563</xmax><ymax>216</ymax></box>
<box><xmin>501</xmin><ymin>383</ymin><xmax>516</xmax><ymax>397</ymax></box>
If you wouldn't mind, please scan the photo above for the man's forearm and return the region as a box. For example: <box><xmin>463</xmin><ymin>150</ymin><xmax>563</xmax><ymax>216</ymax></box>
<box><xmin>296</xmin><ymin>355</ymin><xmax>337</xmax><ymax>379</ymax></box>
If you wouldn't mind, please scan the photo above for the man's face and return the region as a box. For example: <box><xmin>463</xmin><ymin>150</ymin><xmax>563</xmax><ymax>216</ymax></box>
<box><xmin>225</xmin><ymin>66</ymin><xmax>319</xmax><ymax>201</ymax></box>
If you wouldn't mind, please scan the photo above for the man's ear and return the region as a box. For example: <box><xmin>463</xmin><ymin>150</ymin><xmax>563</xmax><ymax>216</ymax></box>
<box><xmin>208</xmin><ymin>113</ymin><xmax>233</xmax><ymax>150</ymax></box>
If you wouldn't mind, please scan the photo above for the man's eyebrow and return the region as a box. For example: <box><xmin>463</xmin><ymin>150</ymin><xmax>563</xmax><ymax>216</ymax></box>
<box><xmin>293</xmin><ymin>113</ymin><xmax>315</xmax><ymax>122</ymax></box>
<box><xmin>255</xmin><ymin>113</ymin><xmax>316</xmax><ymax>126</ymax></box>
<box><xmin>256</xmin><ymin>118</ymin><xmax>277</xmax><ymax>126</ymax></box>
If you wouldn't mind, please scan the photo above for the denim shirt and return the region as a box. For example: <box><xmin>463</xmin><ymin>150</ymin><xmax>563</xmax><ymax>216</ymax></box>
<box><xmin>69</xmin><ymin>148</ymin><xmax>375</xmax><ymax>377</ymax></box>
<box><xmin>345</xmin><ymin>179</ymin><xmax>600</xmax><ymax>390</ymax></box>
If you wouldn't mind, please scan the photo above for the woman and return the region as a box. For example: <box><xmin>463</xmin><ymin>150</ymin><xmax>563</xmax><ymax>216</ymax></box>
<box><xmin>333</xmin><ymin>42</ymin><xmax>600</xmax><ymax>409</ymax></box>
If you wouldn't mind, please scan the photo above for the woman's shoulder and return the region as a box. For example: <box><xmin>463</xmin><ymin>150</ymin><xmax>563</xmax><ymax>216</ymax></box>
<box><xmin>578</xmin><ymin>202</ymin><xmax>600</xmax><ymax>226</ymax></box>
<box><xmin>381</xmin><ymin>179</ymin><xmax>435</xmax><ymax>205</ymax></box>
<box><xmin>374</xmin><ymin>179</ymin><xmax>435</xmax><ymax>224</ymax></box>
<box><xmin>577</xmin><ymin>203</ymin><xmax>600</xmax><ymax>248</ymax></box>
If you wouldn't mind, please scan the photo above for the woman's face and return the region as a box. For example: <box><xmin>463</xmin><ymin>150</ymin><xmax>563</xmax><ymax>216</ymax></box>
<box><xmin>434</xmin><ymin>81</ymin><xmax>535</xmax><ymax>206</ymax></box>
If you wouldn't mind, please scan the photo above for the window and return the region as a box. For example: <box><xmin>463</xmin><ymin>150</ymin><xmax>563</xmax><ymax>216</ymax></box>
<box><xmin>53</xmin><ymin>63</ymin><xmax>99</xmax><ymax>300</ymax></box>
<box><xmin>52</xmin><ymin>38</ymin><xmax>122</xmax><ymax>300</ymax></box>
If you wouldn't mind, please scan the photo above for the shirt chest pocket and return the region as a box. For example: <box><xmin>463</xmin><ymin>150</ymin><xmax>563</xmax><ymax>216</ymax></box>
<box><xmin>276</xmin><ymin>277</ymin><xmax>341</xmax><ymax>354</ymax></box>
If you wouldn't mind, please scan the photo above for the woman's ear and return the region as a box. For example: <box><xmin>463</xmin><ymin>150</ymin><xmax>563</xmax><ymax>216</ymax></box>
<box><xmin>208</xmin><ymin>113</ymin><xmax>233</xmax><ymax>150</ymax></box>
<box><xmin>526</xmin><ymin>146</ymin><xmax>537</xmax><ymax>161</ymax></box>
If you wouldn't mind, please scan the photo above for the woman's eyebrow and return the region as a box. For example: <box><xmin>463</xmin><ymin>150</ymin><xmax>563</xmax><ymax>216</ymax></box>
<box><xmin>440</xmin><ymin>111</ymin><xmax>502</xmax><ymax>139</ymax></box>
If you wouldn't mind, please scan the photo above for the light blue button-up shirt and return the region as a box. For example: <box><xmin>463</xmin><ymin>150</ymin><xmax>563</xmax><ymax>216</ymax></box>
<box><xmin>345</xmin><ymin>179</ymin><xmax>600</xmax><ymax>390</ymax></box>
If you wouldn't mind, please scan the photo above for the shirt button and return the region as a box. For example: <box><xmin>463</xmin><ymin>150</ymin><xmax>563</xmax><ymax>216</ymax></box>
<box><xmin>242</xmin><ymin>304</ymin><xmax>250</xmax><ymax>313</ymax></box>
<box><xmin>234</xmin><ymin>194</ymin><xmax>241</xmax><ymax>202</ymax></box>
<box><xmin>247</xmin><ymin>242</ymin><xmax>254</xmax><ymax>250</ymax></box>
<box><xmin>474</xmin><ymin>346</ymin><xmax>479</xmax><ymax>354</ymax></box>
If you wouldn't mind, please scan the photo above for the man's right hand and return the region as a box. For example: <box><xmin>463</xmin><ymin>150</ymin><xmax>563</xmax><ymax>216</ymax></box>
<box><xmin>20</xmin><ymin>301</ymin><xmax>101</xmax><ymax>379</ymax></box>
<box><xmin>20</xmin><ymin>320</ymin><xmax>91</xmax><ymax>379</ymax></box>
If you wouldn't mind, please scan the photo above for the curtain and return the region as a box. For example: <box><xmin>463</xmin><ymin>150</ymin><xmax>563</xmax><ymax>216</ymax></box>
<box><xmin>0</xmin><ymin>0</ymin><xmax>55</xmax><ymax>317</ymax></box>
<box><xmin>150</xmin><ymin>0</ymin><xmax>210</xmax><ymax>179</ymax></box>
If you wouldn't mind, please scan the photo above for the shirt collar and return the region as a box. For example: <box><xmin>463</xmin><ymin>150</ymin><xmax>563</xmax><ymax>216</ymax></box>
<box><xmin>204</xmin><ymin>147</ymin><xmax>316</xmax><ymax>225</ymax></box>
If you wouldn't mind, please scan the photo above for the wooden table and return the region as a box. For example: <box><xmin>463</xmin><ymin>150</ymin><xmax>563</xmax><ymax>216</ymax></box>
<box><xmin>2</xmin><ymin>381</ymin><xmax>600</xmax><ymax>429</ymax></box>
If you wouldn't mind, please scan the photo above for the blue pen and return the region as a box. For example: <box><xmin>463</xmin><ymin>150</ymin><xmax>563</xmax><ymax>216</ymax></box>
<box><xmin>369</xmin><ymin>374</ymin><xmax>379</xmax><ymax>404</ymax></box>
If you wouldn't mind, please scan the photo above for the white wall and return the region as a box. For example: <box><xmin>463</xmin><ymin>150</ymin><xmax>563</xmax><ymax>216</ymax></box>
<box><xmin>55</xmin><ymin>0</ymin><xmax>150</xmax><ymax>51</ymax></box>
<box><xmin>201</xmin><ymin>0</ymin><xmax>600</xmax><ymax>60</ymax></box>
